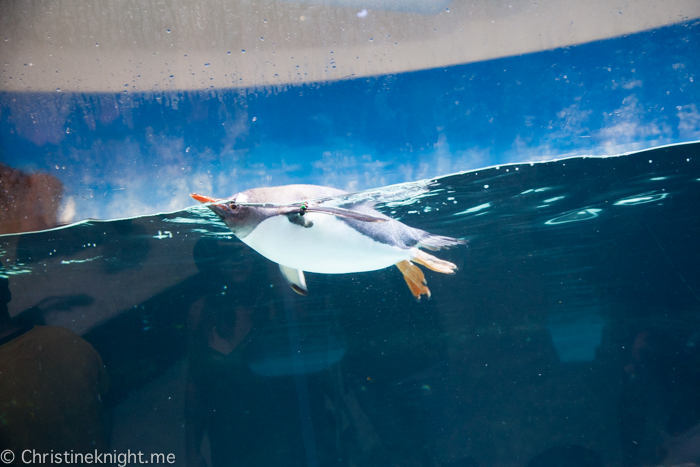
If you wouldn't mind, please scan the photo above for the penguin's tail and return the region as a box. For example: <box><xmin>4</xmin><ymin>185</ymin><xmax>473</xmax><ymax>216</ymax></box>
<box><xmin>416</xmin><ymin>232</ymin><xmax>466</xmax><ymax>251</ymax></box>
<box><xmin>412</xmin><ymin>249</ymin><xmax>459</xmax><ymax>274</ymax></box>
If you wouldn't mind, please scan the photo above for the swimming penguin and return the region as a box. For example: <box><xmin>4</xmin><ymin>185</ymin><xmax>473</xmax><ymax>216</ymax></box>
<box><xmin>191</xmin><ymin>184</ymin><xmax>465</xmax><ymax>299</ymax></box>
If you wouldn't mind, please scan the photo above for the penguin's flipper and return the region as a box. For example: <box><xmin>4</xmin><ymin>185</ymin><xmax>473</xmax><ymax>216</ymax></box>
<box><xmin>279</xmin><ymin>264</ymin><xmax>308</xmax><ymax>296</ymax></box>
<box><xmin>412</xmin><ymin>249</ymin><xmax>458</xmax><ymax>274</ymax></box>
<box><xmin>279</xmin><ymin>205</ymin><xmax>388</xmax><ymax>223</ymax></box>
<box><xmin>396</xmin><ymin>260</ymin><xmax>431</xmax><ymax>299</ymax></box>
<box><xmin>308</xmin><ymin>206</ymin><xmax>388</xmax><ymax>222</ymax></box>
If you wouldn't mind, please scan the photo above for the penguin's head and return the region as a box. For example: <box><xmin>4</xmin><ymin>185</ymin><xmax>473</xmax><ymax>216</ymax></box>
<box><xmin>191</xmin><ymin>193</ymin><xmax>266</xmax><ymax>238</ymax></box>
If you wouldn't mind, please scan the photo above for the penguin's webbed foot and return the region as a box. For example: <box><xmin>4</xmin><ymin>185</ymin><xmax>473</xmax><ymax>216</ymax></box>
<box><xmin>412</xmin><ymin>250</ymin><xmax>458</xmax><ymax>274</ymax></box>
<box><xmin>396</xmin><ymin>260</ymin><xmax>431</xmax><ymax>300</ymax></box>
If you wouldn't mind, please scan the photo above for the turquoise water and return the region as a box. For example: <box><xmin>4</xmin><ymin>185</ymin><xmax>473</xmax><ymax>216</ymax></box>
<box><xmin>2</xmin><ymin>142</ymin><xmax>699</xmax><ymax>466</ymax></box>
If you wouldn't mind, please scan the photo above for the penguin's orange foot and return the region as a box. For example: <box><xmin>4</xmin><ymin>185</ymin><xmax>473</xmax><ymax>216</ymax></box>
<box><xmin>396</xmin><ymin>260</ymin><xmax>431</xmax><ymax>299</ymax></box>
<box><xmin>412</xmin><ymin>249</ymin><xmax>458</xmax><ymax>274</ymax></box>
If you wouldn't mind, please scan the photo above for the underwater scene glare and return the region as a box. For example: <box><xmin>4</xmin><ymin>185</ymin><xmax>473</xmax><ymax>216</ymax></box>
<box><xmin>2</xmin><ymin>141</ymin><xmax>699</xmax><ymax>466</ymax></box>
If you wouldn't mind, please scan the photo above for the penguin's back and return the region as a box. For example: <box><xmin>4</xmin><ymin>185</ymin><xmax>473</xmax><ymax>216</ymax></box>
<box><xmin>237</xmin><ymin>184</ymin><xmax>347</xmax><ymax>204</ymax></box>
<box><xmin>240</xmin><ymin>184</ymin><xmax>461</xmax><ymax>252</ymax></box>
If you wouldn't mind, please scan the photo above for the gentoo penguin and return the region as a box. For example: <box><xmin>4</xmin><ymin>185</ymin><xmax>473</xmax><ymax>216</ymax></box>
<box><xmin>191</xmin><ymin>184</ymin><xmax>465</xmax><ymax>299</ymax></box>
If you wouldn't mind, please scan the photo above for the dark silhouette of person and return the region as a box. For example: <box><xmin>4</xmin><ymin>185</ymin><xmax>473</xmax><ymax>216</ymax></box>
<box><xmin>0</xmin><ymin>273</ymin><xmax>110</xmax><ymax>463</ymax></box>
<box><xmin>185</xmin><ymin>238</ymin><xmax>305</xmax><ymax>467</ymax></box>
<box><xmin>661</xmin><ymin>390</ymin><xmax>700</xmax><ymax>466</ymax></box>
<box><xmin>0</xmin><ymin>163</ymin><xmax>63</xmax><ymax>235</ymax></box>
<box><xmin>619</xmin><ymin>327</ymin><xmax>700</xmax><ymax>467</ymax></box>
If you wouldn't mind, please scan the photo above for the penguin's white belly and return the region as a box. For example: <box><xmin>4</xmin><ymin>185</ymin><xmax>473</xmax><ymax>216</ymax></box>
<box><xmin>240</xmin><ymin>214</ymin><xmax>413</xmax><ymax>273</ymax></box>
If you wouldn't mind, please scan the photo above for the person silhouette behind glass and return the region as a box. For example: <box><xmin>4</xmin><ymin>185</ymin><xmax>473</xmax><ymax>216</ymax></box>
<box><xmin>185</xmin><ymin>238</ymin><xmax>306</xmax><ymax>467</ymax></box>
<box><xmin>0</xmin><ymin>272</ymin><xmax>109</xmax><ymax>461</ymax></box>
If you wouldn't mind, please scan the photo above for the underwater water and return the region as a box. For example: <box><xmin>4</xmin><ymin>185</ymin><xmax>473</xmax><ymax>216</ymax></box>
<box><xmin>2</xmin><ymin>141</ymin><xmax>699</xmax><ymax>466</ymax></box>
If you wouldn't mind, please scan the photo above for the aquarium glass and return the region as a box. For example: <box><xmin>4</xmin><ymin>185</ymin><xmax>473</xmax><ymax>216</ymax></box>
<box><xmin>1</xmin><ymin>2</ymin><xmax>700</xmax><ymax>466</ymax></box>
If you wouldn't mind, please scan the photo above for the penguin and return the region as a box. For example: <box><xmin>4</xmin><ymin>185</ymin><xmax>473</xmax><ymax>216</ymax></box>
<box><xmin>191</xmin><ymin>184</ymin><xmax>465</xmax><ymax>299</ymax></box>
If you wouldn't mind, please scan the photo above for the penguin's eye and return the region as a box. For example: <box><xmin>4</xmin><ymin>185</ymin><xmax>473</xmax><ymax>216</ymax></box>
<box><xmin>228</xmin><ymin>202</ymin><xmax>238</xmax><ymax>210</ymax></box>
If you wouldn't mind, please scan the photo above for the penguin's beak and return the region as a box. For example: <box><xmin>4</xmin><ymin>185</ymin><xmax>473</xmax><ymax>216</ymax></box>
<box><xmin>191</xmin><ymin>193</ymin><xmax>230</xmax><ymax>220</ymax></box>
<box><xmin>190</xmin><ymin>193</ymin><xmax>219</xmax><ymax>204</ymax></box>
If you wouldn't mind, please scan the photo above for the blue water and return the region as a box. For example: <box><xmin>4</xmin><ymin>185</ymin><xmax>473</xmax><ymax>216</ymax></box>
<box><xmin>2</xmin><ymin>142</ymin><xmax>699</xmax><ymax>466</ymax></box>
<box><xmin>1</xmin><ymin>21</ymin><xmax>699</xmax><ymax>221</ymax></box>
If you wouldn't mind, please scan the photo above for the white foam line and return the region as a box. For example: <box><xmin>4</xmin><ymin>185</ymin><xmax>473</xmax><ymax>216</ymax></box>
<box><xmin>0</xmin><ymin>205</ymin><xmax>214</xmax><ymax>238</ymax></box>
<box><xmin>431</xmin><ymin>139</ymin><xmax>700</xmax><ymax>181</ymax></box>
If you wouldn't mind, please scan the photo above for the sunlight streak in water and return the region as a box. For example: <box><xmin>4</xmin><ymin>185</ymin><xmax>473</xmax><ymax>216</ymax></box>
<box><xmin>614</xmin><ymin>192</ymin><xmax>669</xmax><ymax>205</ymax></box>
<box><xmin>545</xmin><ymin>208</ymin><xmax>602</xmax><ymax>225</ymax></box>
<box><xmin>453</xmin><ymin>203</ymin><xmax>491</xmax><ymax>216</ymax></box>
